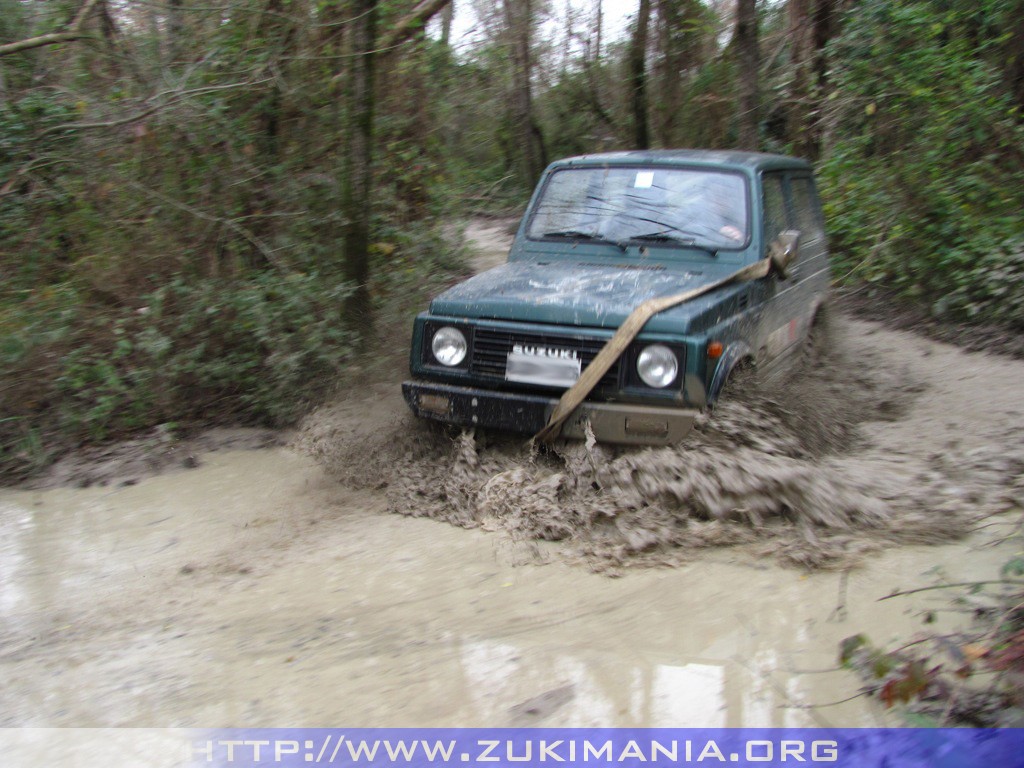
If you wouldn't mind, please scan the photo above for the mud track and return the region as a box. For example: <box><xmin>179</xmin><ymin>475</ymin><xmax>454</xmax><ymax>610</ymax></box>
<box><xmin>0</xmin><ymin>220</ymin><xmax>1022</xmax><ymax>729</ymax></box>
<box><xmin>303</xmin><ymin>223</ymin><xmax>1023</xmax><ymax>571</ymax></box>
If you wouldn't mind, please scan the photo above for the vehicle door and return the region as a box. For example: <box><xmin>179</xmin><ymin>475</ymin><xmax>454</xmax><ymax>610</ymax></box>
<box><xmin>756</xmin><ymin>170</ymin><xmax>795</xmax><ymax>365</ymax></box>
<box><xmin>787</xmin><ymin>173</ymin><xmax>830</xmax><ymax>332</ymax></box>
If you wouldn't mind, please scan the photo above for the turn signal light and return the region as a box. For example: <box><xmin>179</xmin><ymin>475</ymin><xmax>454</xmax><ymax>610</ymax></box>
<box><xmin>707</xmin><ymin>341</ymin><xmax>724</xmax><ymax>359</ymax></box>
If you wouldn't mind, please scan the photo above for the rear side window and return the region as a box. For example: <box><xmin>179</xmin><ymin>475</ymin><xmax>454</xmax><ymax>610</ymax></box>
<box><xmin>790</xmin><ymin>176</ymin><xmax>825</xmax><ymax>242</ymax></box>
<box><xmin>762</xmin><ymin>173</ymin><xmax>788</xmax><ymax>245</ymax></box>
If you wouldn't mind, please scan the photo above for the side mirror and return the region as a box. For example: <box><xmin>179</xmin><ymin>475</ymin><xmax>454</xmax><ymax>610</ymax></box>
<box><xmin>768</xmin><ymin>230</ymin><xmax>800</xmax><ymax>279</ymax></box>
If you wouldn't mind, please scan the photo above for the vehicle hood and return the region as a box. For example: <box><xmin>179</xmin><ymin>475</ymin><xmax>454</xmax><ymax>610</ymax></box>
<box><xmin>429</xmin><ymin>259</ymin><xmax>745</xmax><ymax>334</ymax></box>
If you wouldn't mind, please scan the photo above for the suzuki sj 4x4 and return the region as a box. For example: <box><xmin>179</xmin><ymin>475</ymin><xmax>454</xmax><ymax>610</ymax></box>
<box><xmin>403</xmin><ymin>150</ymin><xmax>830</xmax><ymax>446</ymax></box>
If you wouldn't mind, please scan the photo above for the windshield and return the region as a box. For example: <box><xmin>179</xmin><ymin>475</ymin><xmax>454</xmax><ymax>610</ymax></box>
<box><xmin>527</xmin><ymin>166</ymin><xmax>749</xmax><ymax>250</ymax></box>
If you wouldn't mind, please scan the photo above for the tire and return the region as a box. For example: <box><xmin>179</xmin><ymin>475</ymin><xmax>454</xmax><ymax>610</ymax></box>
<box><xmin>804</xmin><ymin>302</ymin><xmax>833</xmax><ymax>367</ymax></box>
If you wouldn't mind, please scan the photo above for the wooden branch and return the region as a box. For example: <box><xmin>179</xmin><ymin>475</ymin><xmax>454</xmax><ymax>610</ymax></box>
<box><xmin>879</xmin><ymin>581</ymin><xmax>1024</xmax><ymax>601</ymax></box>
<box><xmin>125</xmin><ymin>181</ymin><xmax>288</xmax><ymax>272</ymax></box>
<box><xmin>0</xmin><ymin>158</ymin><xmax>74</xmax><ymax>199</ymax></box>
<box><xmin>378</xmin><ymin>0</ymin><xmax>451</xmax><ymax>51</ymax></box>
<box><xmin>0</xmin><ymin>32</ymin><xmax>85</xmax><ymax>57</ymax></box>
<box><xmin>69</xmin><ymin>0</ymin><xmax>103</xmax><ymax>29</ymax></box>
<box><xmin>41</xmin><ymin>103</ymin><xmax>165</xmax><ymax>137</ymax></box>
<box><xmin>0</xmin><ymin>0</ymin><xmax>102</xmax><ymax>57</ymax></box>
<box><xmin>38</xmin><ymin>78</ymin><xmax>274</xmax><ymax>137</ymax></box>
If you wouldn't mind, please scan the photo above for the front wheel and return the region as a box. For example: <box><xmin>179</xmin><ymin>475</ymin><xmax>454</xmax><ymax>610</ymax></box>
<box><xmin>803</xmin><ymin>302</ymin><xmax>833</xmax><ymax>366</ymax></box>
<box><xmin>716</xmin><ymin>358</ymin><xmax>757</xmax><ymax>404</ymax></box>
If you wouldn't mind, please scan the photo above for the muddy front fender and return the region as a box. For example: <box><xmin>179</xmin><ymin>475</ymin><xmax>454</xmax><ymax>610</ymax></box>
<box><xmin>707</xmin><ymin>341</ymin><xmax>754</xmax><ymax>403</ymax></box>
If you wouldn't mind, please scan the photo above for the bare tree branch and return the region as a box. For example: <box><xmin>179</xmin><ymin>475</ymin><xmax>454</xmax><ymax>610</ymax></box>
<box><xmin>125</xmin><ymin>181</ymin><xmax>288</xmax><ymax>272</ymax></box>
<box><xmin>327</xmin><ymin>0</ymin><xmax>449</xmax><ymax>84</ymax></box>
<box><xmin>38</xmin><ymin>78</ymin><xmax>274</xmax><ymax>137</ymax></box>
<box><xmin>378</xmin><ymin>0</ymin><xmax>451</xmax><ymax>51</ymax></box>
<box><xmin>879</xmin><ymin>581</ymin><xmax>1024</xmax><ymax>601</ymax></box>
<box><xmin>43</xmin><ymin>103</ymin><xmax>165</xmax><ymax>137</ymax></box>
<box><xmin>0</xmin><ymin>0</ymin><xmax>103</xmax><ymax>58</ymax></box>
<box><xmin>0</xmin><ymin>158</ymin><xmax>74</xmax><ymax>200</ymax></box>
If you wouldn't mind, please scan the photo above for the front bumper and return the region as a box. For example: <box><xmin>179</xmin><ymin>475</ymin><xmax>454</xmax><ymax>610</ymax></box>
<box><xmin>402</xmin><ymin>381</ymin><xmax>697</xmax><ymax>446</ymax></box>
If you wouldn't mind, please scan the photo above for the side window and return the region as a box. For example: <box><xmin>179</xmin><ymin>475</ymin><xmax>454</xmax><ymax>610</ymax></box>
<box><xmin>762</xmin><ymin>173</ymin><xmax>788</xmax><ymax>248</ymax></box>
<box><xmin>790</xmin><ymin>176</ymin><xmax>825</xmax><ymax>242</ymax></box>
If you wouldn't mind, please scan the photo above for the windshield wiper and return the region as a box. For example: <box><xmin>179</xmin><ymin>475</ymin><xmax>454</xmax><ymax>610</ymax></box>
<box><xmin>542</xmin><ymin>230</ymin><xmax>626</xmax><ymax>252</ymax></box>
<box><xmin>628</xmin><ymin>231</ymin><xmax>719</xmax><ymax>258</ymax></box>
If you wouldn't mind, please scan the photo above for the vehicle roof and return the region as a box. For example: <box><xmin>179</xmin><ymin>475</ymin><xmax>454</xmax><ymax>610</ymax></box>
<box><xmin>549</xmin><ymin>149</ymin><xmax>812</xmax><ymax>173</ymax></box>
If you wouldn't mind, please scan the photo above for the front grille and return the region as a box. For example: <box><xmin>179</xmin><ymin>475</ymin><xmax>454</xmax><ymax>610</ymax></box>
<box><xmin>471</xmin><ymin>328</ymin><xmax>620</xmax><ymax>389</ymax></box>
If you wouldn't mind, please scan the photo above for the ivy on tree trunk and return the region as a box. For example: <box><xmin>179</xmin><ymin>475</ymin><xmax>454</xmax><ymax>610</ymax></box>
<box><xmin>735</xmin><ymin>0</ymin><xmax>759</xmax><ymax>150</ymax></box>
<box><xmin>342</xmin><ymin>0</ymin><xmax>378</xmax><ymax>330</ymax></box>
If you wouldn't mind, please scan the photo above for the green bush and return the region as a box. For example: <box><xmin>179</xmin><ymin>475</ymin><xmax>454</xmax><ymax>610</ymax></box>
<box><xmin>0</xmin><ymin>50</ymin><xmax>469</xmax><ymax>482</ymax></box>
<box><xmin>819</xmin><ymin>0</ymin><xmax>1024</xmax><ymax>327</ymax></box>
<box><xmin>0</xmin><ymin>273</ymin><xmax>356</xmax><ymax>479</ymax></box>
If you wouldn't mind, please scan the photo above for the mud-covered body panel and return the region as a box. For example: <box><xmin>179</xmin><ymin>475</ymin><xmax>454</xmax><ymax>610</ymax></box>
<box><xmin>428</xmin><ymin>260</ymin><xmax>747</xmax><ymax>334</ymax></box>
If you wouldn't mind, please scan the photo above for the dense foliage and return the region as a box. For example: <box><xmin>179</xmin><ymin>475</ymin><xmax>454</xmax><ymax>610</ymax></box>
<box><xmin>819</xmin><ymin>0</ymin><xmax>1024</xmax><ymax>326</ymax></box>
<box><xmin>1</xmin><ymin>0</ymin><xmax>1022</xmax><ymax>480</ymax></box>
<box><xmin>0</xmin><ymin>2</ymin><xmax>469</xmax><ymax>479</ymax></box>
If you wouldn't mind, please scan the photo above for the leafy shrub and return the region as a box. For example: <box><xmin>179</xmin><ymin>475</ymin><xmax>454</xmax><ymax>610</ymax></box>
<box><xmin>819</xmin><ymin>0</ymin><xmax>1024</xmax><ymax>328</ymax></box>
<box><xmin>0</xmin><ymin>273</ymin><xmax>356</xmax><ymax>480</ymax></box>
<box><xmin>0</xmin><ymin>49</ymin><xmax>469</xmax><ymax>482</ymax></box>
<box><xmin>841</xmin><ymin>548</ymin><xmax>1024</xmax><ymax>727</ymax></box>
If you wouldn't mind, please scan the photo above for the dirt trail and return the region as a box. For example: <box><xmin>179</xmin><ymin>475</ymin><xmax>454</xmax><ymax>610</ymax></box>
<box><xmin>0</xmin><ymin>220</ymin><xmax>1022</xmax><ymax>729</ymax></box>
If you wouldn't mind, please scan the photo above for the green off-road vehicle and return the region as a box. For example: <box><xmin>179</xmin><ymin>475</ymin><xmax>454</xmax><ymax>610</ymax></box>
<box><xmin>403</xmin><ymin>150</ymin><xmax>830</xmax><ymax>445</ymax></box>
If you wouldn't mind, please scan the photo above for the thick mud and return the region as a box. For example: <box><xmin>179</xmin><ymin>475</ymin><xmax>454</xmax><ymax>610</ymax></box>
<box><xmin>304</xmin><ymin>221</ymin><xmax>1024</xmax><ymax>571</ymax></box>
<box><xmin>303</xmin><ymin>317</ymin><xmax>1021</xmax><ymax>571</ymax></box>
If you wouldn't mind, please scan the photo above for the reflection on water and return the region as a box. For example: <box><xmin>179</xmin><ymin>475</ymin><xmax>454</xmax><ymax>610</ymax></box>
<box><xmin>0</xmin><ymin>728</ymin><xmax>191</xmax><ymax>768</ymax></box>
<box><xmin>0</xmin><ymin>447</ymin><xmax>1015</xmax><ymax>728</ymax></box>
<box><xmin>0</xmin><ymin>507</ymin><xmax>31</xmax><ymax>614</ymax></box>
<box><xmin>652</xmin><ymin>664</ymin><xmax>725</xmax><ymax>727</ymax></box>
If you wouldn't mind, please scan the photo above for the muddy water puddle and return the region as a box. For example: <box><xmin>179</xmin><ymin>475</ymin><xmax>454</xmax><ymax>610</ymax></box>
<box><xmin>0</xmin><ymin>444</ymin><xmax>1019</xmax><ymax>727</ymax></box>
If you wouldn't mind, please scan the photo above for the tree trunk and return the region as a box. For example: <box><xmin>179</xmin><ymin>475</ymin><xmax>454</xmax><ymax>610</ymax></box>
<box><xmin>628</xmin><ymin>0</ymin><xmax>651</xmax><ymax>149</ymax></box>
<box><xmin>168</xmin><ymin>0</ymin><xmax>185</xmax><ymax>65</ymax></box>
<box><xmin>1009</xmin><ymin>2</ymin><xmax>1024</xmax><ymax>111</ymax></box>
<box><xmin>144</xmin><ymin>0</ymin><xmax>162</xmax><ymax>73</ymax></box>
<box><xmin>786</xmin><ymin>0</ymin><xmax>812</xmax><ymax>154</ymax></box>
<box><xmin>564</xmin><ymin>0</ymin><xmax>574</xmax><ymax>73</ymax></box>
<box><xmin>812</xmin><ymin>0</ymin><xmax>835</xmax><ymax>93</ymax></box>
<box><xmin>255</xmin><ymin>0</ymin><xmax>296</xmax><ymax>162</ymax></box>
<box><xmin>440</xmin><ymin>0</ymin><xmax>454</xmax><ymax>46</ymax></box>
<box><xmin>654</xmin><ymin>0</ymin><xmax>704</xmax><ymax>146</ymax></box>
<box><xmin>735</xmin><ymin>0</ymin><xmax>759</xmax><ymax>150</ymax></box>
<box><xmin>342</xmin><ymin>0</ymin><xmax>378</xmax><ymax>329</ymax></box>
<box><xmin>504</xmin><ymin>0</ymin><xmax>545</xmax><ymax>185</ymax></box>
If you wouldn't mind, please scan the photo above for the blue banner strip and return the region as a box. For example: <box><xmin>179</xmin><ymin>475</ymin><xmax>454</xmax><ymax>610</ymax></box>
<box><xmin>185</xmin><ymin>728</ymin><xmax>1024</xmax><ymax>768</ymax></box>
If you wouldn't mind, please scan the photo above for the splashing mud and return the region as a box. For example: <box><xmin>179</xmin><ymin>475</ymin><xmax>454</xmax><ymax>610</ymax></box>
<box><xmin>301</xmin><ymin>318</ymin><xmax>1022</xmax><ymax>571</ymax></box>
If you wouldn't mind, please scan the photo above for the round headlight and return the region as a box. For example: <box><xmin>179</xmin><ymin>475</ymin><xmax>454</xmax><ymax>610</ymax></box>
<box><xmin>637</xmin><ymin>344</ymin><xmax>678</xmax><ymax>388</ymax></box>
<box><xmin>431</xmin><ymin>326</ymin><xmax>467</xmax><ymax>367</ymax></box>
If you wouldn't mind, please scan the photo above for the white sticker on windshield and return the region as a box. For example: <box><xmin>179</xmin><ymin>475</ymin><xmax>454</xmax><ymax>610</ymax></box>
<box><xmin>634</xmin><ymin>171</ymin><xmax>654</xmax><ymax>188</ymax></box>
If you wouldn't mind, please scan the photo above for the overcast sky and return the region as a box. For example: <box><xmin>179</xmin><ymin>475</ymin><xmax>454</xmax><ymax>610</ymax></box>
<box><xmin>430</xmin><ymin>0</ymin><xmax>639</xmax><ymax>58</ymax></box>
